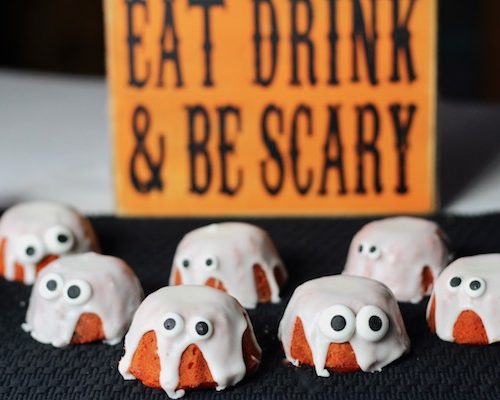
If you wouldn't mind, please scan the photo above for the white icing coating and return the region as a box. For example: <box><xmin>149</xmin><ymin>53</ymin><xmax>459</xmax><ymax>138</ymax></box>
<box><xmin>169</xmin><ymin>222</ymin><xmax>287</xmax><ymax>309</ymax></box>
<box><xmin>23</xmin><ymin>252</ymin><xmax>143</xmax><ymax>347</ymax></box>
<box><xmin>428</xmin><ymin>254</ymin><xmax>500</xmax><ymax>344</ymax></box>
<box><xmin>0</xmin><ymin>201</ymin><xmax>99</xmax><ymax>284</ymax></box>
<box><xmin>343</xmin><ymin>217</ymin><xmax>450</xmax><ymax>303</ymax></box>
<box><xmin>119</xmin><ymin>285</ymin><xmax>261</xmax><ymax>399</ymax></box>
<box><xmin>278</xmin><ymin>275</ymin><xmax>410</xmax><ymax>375</ymax></box>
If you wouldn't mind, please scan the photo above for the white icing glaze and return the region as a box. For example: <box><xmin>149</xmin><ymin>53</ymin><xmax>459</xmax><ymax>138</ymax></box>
<box><xmin>169</xmin><ymin>222</ymin><xmax>287</xmax><ymax>309</ymax></box>
<box><xmin>119</xmin><ymin>285</ymin><xmax>261</xmax><ymax>399</ymax></box>
<box><xmin>23</xmin><ymin>252</ymin><xmax>143</xmax><ymax>347</ymax></box>
<box><xmin>0</xmin><ymin>201</ymin><xmax>99</xmax><ymax>284</ymax></box>
<box><xmin>343</xmin><ymin>217</ymin><xmax>450</xmax><ymax>303</ymax></box>
<box><xmin>428</xmin><ymin>254</ymin><xmax>500</xmax><ymax>344</ymax></box>
<box><xmin>278</xmin><ymin>275</ymin><xmax>410</xmax><ymax>375</ymax></box>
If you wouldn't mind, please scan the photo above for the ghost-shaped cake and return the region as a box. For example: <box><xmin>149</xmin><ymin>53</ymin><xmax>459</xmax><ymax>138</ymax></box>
<box><xmin>169</xmin><ymin>222</ymin><xmax>287</xmax><ymax>309</ymax></box>
<box><xmin>23</xmin><ymin>252</ymin><xmax>143</xmax><ymax>347</ymax></box>
<box><xmin>278</xmin><ymin>275</ymin><xmax>410</xmax><ymax>376</ymax></box>
<box><xmin>0</xmin><ymin>201</ymin><xmax>99</xmax><ymax>284</ymax></box>
<box><xmin>427</xmin><ymin>254</ymin><xmax>500</xmax><ymax>345</ymax></box>
<box><xmin>343</xmin><ymin>217</ymin><xmax>451</xmax><ymax>303</ymax></box>
<box><xmin>119</xmin><ymin>285</ymin><xmax>261</xmax><ymax>399</ymax></box>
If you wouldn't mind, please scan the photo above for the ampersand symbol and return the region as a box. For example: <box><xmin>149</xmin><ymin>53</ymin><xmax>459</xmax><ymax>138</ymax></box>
<box><xmin>129</xmin><ymin>105</ymin><xmax>165</xmax><ymax>193</ymax></box>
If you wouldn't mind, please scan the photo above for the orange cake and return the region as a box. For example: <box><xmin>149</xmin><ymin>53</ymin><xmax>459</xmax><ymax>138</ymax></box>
<box><xmin>119</xmin><ymin>285</ymin><xmax>262</xmax><ymax>398</ymax></box>
<box><xmin>344</xmin><ymin>217</ymin><xmax>451</xmax><ymax>302</ymax></box>
<box><xmin>427</xmin><ymin>254</ymin><xmax>499</xmax><ymax>345</ymax></box>
<box><xmin>169</xmin><ymin>222</ymin><xmax>287</xmax><ymax>308</ymax></box>
<box><xmin>279</xmin><ymin>275</ymin><xmax>410</xmax><ymax>376</ymax></box>
<box><xmin>23</xmin><ymin>253</ymin><xmax>143</xmax><ymax>347</ymax></box>
<box><xmin>0</xmin><ymin>201</ymin><xmax>99</xmax><ymax>284</ymax></box>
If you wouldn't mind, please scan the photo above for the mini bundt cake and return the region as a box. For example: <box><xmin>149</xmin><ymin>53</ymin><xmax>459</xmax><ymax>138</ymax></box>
<box><xmin>343</xmin><ymin>217</ymin><xmax>451</xmax><ymax>302</ymax></box>
<box><xmin>427</xmin><ymin>254</ymin><xmax>499</xmax><ymax>345</ymax></box>
<box><xmin>23</xmin><ymin>252</ymin><xmax>143</xmax><ymax>346</ymax></box>
<box><xmin>169</xmin><ymin>222</ymin><xmax>287</xmax><ymax>308</ymax></box>
<box><xmin>119</xmin><ymin>285</ymin><xmax>261</xmax><ymax>399</ymax></box>
<box><xmin>278</xmin><ymin>275</ymin><xmax>410</xmax><ymax>376</ymax></box>
<box><xmin>0</xmin><ymin>201</ymin><xmax>99</xmax><ymax>284</ymax></box>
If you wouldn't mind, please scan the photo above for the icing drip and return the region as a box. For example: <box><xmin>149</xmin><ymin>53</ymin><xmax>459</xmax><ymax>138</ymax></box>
<box><xmin>169</xmin><ymin>222</ymin><xmax>287</xmax><ymax>308</ymax></box>
<box><xmin>0</xmin><ymin>201</ymin><xmax>99</xmax><ymax>284</ymax></box>
<box><xmin>278</xmin><ymin>275</ymin><xmax>410</xmax><ymax>375</ymax></box>
<box><xmin>344</xmin><ymin>217</ymin><xmax>450</xmax><ymax>303</ymax></box>
<box><xmin>23</xmin><ymin>252</ymin><xmax>143</xmax><ymax>347</ymax></box>
<box><xmin>119</xmin><ymin>285</ymin><xmax>261</xmax><ymax>398</ymax></box>
<box><xmin>428</xmin><ymin>254</ymin><xmax>500</xmax><ymax>344</ymax></box>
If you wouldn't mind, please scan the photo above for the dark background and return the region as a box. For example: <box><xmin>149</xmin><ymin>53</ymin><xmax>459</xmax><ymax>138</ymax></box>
<box><xmin>0</xmin><ymin>0</ymin><xmax>499</xmax><ymax>101</ymax></box>
<box><xmin>1</xmin><ymin>215</ymin><xmax>499</xmax><ymax>399</ymax></box>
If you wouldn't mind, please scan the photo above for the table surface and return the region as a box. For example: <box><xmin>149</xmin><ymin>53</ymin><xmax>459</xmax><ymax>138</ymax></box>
<box><xmin>1</xmin><ymin>68</ymin><xmax>500</xmax><ymax>215</ymax></box>
<box><xmin>0</xmin><ymin>215</ymin><xmax>499</xmax><ymax>400</ymax></box>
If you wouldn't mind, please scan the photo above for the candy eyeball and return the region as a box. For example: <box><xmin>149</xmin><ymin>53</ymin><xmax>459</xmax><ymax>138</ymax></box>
<box><xmin>366</xmin><ymin>245</ymin><xmax>381</xmax><ymax>260</ymax></box>
<box><xmin>44</xmin><ymin>225</ymin><xmax>74</xmax><ymax>255</ymax></box>
<box><xmin>447</xmin><ymin>276</ymin><xmax>462</xmax><ymax>291</ymax></box>
<box><xmin>160</xmin><ymin>312</ymin><xmax>185</xmax><ymax>337</ymax></box>
<box><xmin>189</xmin><ymin>317</ymin><xmax>213</xmax><ymax>340</ymax></box>
<box><xmin>318</xmin><ymin>305</ymin><xmax>356</xmax><ymax>343</ymax></box>
<box><xmin>63</xmin><ymin>279</ymin><xmax>92</xmax><ymax>305</ymax></box>
<box><xmin>15</xmin><ymin>234</ymin><xmax>46</xmax><ymax>264</ymax></box>
<box><xmin>465</xmin><ymin>277</ymin><xmax>486</xmax><ymax>298</ymax></box>
<box><xmin>203</xmin><ymin>255</ymin><xmax>219</xmax><ymax>271</ymax></box>
<box><xmin>38</xmin><ymin>273</ymin><xmax>64</xmax><ymax>300</ymax></box>
<box><xmin>356</xmin><ymin>305</ymin><xmax>390</xmax><ymax>342</ymax></box>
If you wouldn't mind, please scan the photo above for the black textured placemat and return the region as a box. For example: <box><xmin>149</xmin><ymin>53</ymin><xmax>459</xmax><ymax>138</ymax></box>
<box><xmin>0</xmin><ymin>215</ymin><xmax>499</xmax><ymax>400</ymax></box>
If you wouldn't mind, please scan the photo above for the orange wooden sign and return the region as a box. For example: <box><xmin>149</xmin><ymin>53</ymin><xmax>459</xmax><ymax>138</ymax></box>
<box><xmin>105</xmin><ymin>0</ymin><xmax>436</xmax><ymax>216</ymax></box>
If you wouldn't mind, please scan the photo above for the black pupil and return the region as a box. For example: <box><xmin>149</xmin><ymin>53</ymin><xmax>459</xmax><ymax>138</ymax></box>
<box><xmin>369</xmin><ymin>316</ymin><xmax>383</xmax><ymax>331</ymax></box>
<box><xmin>182</xmin><ymin>259</ymin><xmax>189</xmax><ymax>268</ymax></box>
<box><xmin>67</xmin><ymin>285</ymin><xmax>81</xmax><ymax>299</ymax></box>
<box><xmin>46</xmin><ymin>279</ymin><xmax>57</xmax><ymax>291</ymax></box>
<box><xmin>358</xmin><ymin>245</ymin><xmax>363</xmax><ymax>253</ymax></box>
<box><xmin>330</xmin><ymin>315</ymin><xmax>347</xmax><ymax>331</ymax></box>
<box><xmin>195</xmin><ymin>321</ymin><xmax>209</xmax><ymax>336</ymax></box>
<box><xmin>370</xmin><ymin>246</ymin><xmax>377</xmax><ymax>253</ymax></box>
<box><xmin>57</xmin><ymin>234</ymin><xmax>68</xmax><ymax>243</ymax></box>
<box><xmin>469</xmin><ymin>280</ymin><xmax>481</xmax><ymax>291</ymax></box>
<box><xmin>450</xmin><ymin>277</ymin><xmax>462</xmax><ymax>287</ymax></box>
<box><xmin>26</xmin><ymin>246</ymin><xmax>35</xmax><ymax>256</ymax></box>
<box><xmin>164</xmin><ymin>318</ymin><xmax>176</xmax><ymax>330</ymax></box>
<box><xmin>206</xmin><ymin>258</ymin><xmax>213</xmax><ymax>266</ymax></box>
